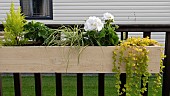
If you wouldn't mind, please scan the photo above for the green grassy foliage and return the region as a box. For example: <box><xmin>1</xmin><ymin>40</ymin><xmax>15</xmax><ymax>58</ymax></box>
<box><xmin>1</xmin><ymin>75</ymin><xmax>161</xmax><ymax>96</ymax></box>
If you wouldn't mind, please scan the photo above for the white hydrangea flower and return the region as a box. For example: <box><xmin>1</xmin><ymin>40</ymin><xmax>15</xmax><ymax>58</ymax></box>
<box><xmin>103</xmin><ymin>12</ymin><xmax>114</xmax><ymax>21</ymax></box>
<box><xmin>84</xmin><ymin>16</ymin><xmax>104</xmax><ymax>31</ymax></box>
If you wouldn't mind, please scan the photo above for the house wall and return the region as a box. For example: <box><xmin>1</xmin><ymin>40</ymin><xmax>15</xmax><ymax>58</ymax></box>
<box><xmin>0</xmin><ymin>0</ymin><xmax>169</xmax><ymax>44</ymax></box>
<box><xmin>51</xmin><ymin>0</ymin><xmax>170</xmax><ymax>25</ymax></box>
<box><xmin>0</xmin><ymin>0</ymin><xmax>20</xmax><ymax>23</ymax></box>
<box><xmin>0</xmin><ymin>0</ymin><xmax>170</xmax><ymax>24</ymax></box>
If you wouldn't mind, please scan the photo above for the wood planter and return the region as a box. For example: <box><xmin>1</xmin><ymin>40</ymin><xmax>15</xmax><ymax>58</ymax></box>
<box><xmin>0</xmin><ymin>46</ymin><xmax>161</xmax><ymax>73</ymax></box>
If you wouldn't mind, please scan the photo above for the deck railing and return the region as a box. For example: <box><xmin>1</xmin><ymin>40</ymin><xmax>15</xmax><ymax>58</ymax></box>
<box><xmin>0</xmin><ymin>24</ymin><xmax>170</xmax><ymax>96</ymax></box>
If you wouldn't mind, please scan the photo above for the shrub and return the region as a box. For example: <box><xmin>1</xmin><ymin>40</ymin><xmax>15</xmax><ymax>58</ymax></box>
<box><xmin>24</xmin><ymin>21</ymin><xmax>56</xmax><ymax>45</ymax></box>
<box><xmin>2</xmin><ymin>2</ymin><xmax>28</xmax><ymax>46</ymax></box>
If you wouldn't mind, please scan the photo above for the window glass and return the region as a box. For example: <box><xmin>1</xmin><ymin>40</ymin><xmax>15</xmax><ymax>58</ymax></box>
<box><xmin>21</xmin><ymin>0</ymin><xmax>53</xmax><ymax>19</ymax></box>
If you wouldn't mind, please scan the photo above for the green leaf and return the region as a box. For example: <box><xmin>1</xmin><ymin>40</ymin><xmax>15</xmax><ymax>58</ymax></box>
<box><xmin>110</xmin><ymin>38</ymin><xmax>114</xmax><ymax>44</ymax></box>
<box><xmin>99</xmin><ymin>31</ymin><xmax>105</xmax><ymax>38</ymax></box>
<box><xmin>115</xmin><ymin>24</ymin><xmax>119</xmax><ymax>29</ymax></box>
<box><xmin>108</xmin><ymin>27</ymin><xmax>113</xmax><ymax>33</ymax></box>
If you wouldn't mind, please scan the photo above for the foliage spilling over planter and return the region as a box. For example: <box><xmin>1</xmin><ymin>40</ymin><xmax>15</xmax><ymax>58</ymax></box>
<box><xmin>112</xmin><ymin>37</ymin><xmax>164</xmax><ymax>96</ymax></box>
<box><xmin>0</xmin><ymin>3</ymin><xmax>165</xmax><ymax>96</ymax></box>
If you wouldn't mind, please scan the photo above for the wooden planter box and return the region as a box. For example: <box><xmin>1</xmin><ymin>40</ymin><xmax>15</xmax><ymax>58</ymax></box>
<box><xmin>0</xmin><ymin>46</ymin><xmax>161</xmax><ymax>73</ymax></box>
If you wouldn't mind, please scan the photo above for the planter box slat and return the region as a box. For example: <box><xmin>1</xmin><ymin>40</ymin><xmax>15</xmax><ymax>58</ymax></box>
<box><xmin>0</xmin><ymin>46</ymin><xmax>161</xmax><ymax>73</ymax></box>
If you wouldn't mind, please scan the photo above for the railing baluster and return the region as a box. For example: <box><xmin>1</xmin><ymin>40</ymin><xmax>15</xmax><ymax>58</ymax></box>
<box><xmin>143</xmin><ymin>32</ymin><xmax>151</xmax><ymax>38</ymax></box>
<box><xmin>13</xmin><ymin>73</ymin><xmax>22</xmax><ymax>96</ymax></box>
<box><xmin>162</xmin><ymin>32</ymin><xmax>170</xmax><ymax>96</ymax></box>
<box><xmin>77</xmin><ymin>73</ymin><xmax>83</xmax><ymax>96</ymax></box>
<box><xmin>120</xmin><ymin>32</ymin><xmax>128</xmax><ymax>96</ymax></box>
<box><xmin>120</xmin><ymin>74</ymin><xmax>126</xmax><ymax>96</ymax></box>
<box><xmin>121</xmin><ymin>32</ymin><xmax>124</xmax><ymax>40</ymax></box>
<box><xmin>34</xmin><ymin>73</ymin><xmax>42</xmax><ymax>96</ymax></box>
<box><xmin>55</xmin><ymin>73</ymin><xmax>62</xmax><ymax>96</ymax></box>
<box><xmin>0</xmin><ymin>73</ymin><xmax>2</xmax><ymax>96</ymax></box>
<box><xmin>121</xmin><ymin>32</ymin><xmax>128</xmax><ymax>40</ymax></box>
<box><xmin>98</xmin><ymin>73</ymin><xmax>105</xmax><ymax>96</ymax></box>
<box><xmin>141</xmin><ymin>31</ymin><xmax>151</xmax><ymax>96</ymax></box>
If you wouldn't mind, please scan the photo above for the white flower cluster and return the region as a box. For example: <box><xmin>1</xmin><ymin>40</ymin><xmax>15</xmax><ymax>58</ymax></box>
<box><xmin>102</xmin><ymin>12</ymin><xmax>114</xmax><ymax>21</ymax></box>
<box><xmin>84</xmin><ymin>16</ymin><xmax>103</xmax><ymax>31</ymax></box>
<box><xmin>84</xmin><ymin>12</ymin><xmax>114</xmax><ymax>31</ymax></box>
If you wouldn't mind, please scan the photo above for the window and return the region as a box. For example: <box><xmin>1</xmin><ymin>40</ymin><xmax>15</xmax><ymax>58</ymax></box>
<box><xmin>20</xmin><ymin>0</ymin><xmax>53</xmax><ymax>19</ymax></box>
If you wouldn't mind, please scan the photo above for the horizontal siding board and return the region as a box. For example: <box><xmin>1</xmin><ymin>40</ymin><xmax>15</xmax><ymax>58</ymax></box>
<box><xmin>115</xmin><ymin>21</ymin><xmax>170</xmax><ymax>24</ymax></box>
<box><xmin>54</xmin><ymin>0</ymin><xmax>170</xmax><ymax>3</ymax></box>
<box><xmin>54</xmin><ymin>6</ymin><xmax>170</xmax><ymax>10</ymax></box>
<box><xmin>151</xmin><ymin>32</ymin><xmax>166</xmax><ymax>35</ymax></box>
<box><xmin>0</xmin><ymin>3</ymin><xmax>20</xmax><ymax>7</ymax></box>
<box><xmin>152</xmin><ymin>36</ymin><xmax>166</xmax><ymax>40</ymax></box>
<box><xmin>54</xmin><ymin>2</ymin><xmax>170</xmax><ymax>6</ymax></box>
<box><xmin>53</xmin><ymin>13</ymin><xmax>170</xmax><ymax>17</ymax></box>
<box><xmin>26</xmin><ymin>20</ymin><xmax>170</xmax><ymax>24</ymax></box>
<box><xmin>0</xmin><ymin>0</ymin><xmax>20</xmax><ymax>3</ymax></box>
<box><xmin>52</xmin><ymin>17</ymin><xmax>170</xmax><ymax>21</ymax></box>
<box><xmin>0</xmin><ymin>16</ymin><xmax>7</xmax><ymax>21</ymax></box>
<box><xmin>0</xmin><ymin>7</ymin><xmax>19</xmax><ymax>10</ymax></box>
<box><xmin>0</xmin><ymin>11</ymin><xmax>13</xmax><ymax>14</ymax></box>
<box><xmin>3</xmin><ymin>19</ymin><xmax>169</xmax><ymax>25</ymax></box>
<box><xmin>54</xmin><ymin>10</ymin><xmax>170</xmax><ymax>14</ymax></box>
<box><xmin>128</xmin><ymin>32</ymin><xmax>143</xmax><ymax>37</ymax></box>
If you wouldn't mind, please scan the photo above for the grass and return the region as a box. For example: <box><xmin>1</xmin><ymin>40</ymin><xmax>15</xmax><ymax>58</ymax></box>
<box><xmin>1</xmin><ymin>74</ymin><xmax>162</xmax><ymax>96</ymax></box>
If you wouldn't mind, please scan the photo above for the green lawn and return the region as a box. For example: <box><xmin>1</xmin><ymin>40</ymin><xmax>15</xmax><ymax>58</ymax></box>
<box><xmin>1</xmin><ymin>75</ymin><xmax>162</xmax><ymax>96</ymax></box>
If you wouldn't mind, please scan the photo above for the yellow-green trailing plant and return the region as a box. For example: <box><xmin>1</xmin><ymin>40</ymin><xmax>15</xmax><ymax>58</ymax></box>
<box><xmin>112</xmin><ymin>37</ymin><xmax>165</xmax><ymax>96</ymax></box>
<box><xmin>2</xmin><ymin>2</ymin><xmax>28</xmax><ymax>46</ymax></box>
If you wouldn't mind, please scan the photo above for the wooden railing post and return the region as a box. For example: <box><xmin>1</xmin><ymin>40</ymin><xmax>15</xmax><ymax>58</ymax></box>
<box><xmin>162</xmin><ymin>32</ymin><xmax>170</xmax><ymax>96</ymax></box>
